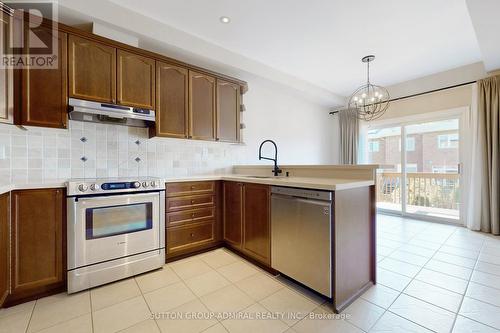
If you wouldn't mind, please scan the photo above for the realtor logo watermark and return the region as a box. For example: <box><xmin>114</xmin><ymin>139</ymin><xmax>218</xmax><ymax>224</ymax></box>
<box><xmin>1</xmin><ymin>1</ymin><xmax>59</xmax><ymax>69</ymax></box>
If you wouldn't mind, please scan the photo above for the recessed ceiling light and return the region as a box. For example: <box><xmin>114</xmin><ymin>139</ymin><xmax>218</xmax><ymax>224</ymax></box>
<box><xmin>219</xmin><ymin>16</ymin><xmax>231</xmax><ymax>24</ymax></box>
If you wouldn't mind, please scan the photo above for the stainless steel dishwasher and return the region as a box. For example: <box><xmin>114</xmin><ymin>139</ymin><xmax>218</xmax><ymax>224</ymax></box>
<box><xmin>271</xmin><ymin>186</ymin><xmax>332</xmax><ymax>297</ymax></box>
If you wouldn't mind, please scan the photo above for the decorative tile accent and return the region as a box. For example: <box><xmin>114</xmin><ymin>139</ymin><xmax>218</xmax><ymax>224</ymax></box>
<box><xmin>0</xmin><ymin>121</ymin><xmax>245</xmax><ymax>184</ymax></box>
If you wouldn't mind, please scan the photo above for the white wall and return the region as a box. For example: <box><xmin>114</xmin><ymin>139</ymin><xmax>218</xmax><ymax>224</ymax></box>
<box><xmin>240</xmin><ymin>74</ymin><xmax>337</xmax><ymax>165</ymax></box>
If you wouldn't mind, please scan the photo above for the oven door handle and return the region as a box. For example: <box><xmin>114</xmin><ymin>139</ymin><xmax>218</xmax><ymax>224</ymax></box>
<box><xmin>73</xmin><ymin>192</ymin><xmax>160</xmax><ymax>208</ymax></box>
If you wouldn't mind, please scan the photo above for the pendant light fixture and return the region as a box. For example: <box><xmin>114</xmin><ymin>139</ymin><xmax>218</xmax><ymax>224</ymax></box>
<box><xmin>348</xmin><ymin>55</ymin><xmax>390</xmax><ymax>121</ymax></box>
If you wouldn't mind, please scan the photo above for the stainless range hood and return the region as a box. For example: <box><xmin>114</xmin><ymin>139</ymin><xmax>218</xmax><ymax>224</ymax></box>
<box><xmin>68</xmin><ymin>98</ymin><xmax>155</xmax><ymax>128</ymax></box>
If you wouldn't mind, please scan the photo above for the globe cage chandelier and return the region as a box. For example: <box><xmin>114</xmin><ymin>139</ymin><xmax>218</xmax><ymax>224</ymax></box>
<box><xmin>348</xmin><ymin>55</ymin><xmax>390</xmax><ymax>121</ymax></box>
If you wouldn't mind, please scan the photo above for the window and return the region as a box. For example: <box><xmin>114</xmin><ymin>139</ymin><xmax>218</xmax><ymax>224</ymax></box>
<box><xmin>398</xmin><ymin>137</ymin><xmax>415</xmax><ymax>151</ymax></box>
<box><xmin>368</xmin><ymin>140</ymin><xmax>380</xmax><ymax>152</ymax></box>
<box><xmin>438</xmin><ymin>133</ymin><xmax>458</xmax><ymax>149</ymax></box>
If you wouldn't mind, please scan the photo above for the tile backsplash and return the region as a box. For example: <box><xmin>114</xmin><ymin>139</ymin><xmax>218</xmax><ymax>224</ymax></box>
<box><xmin>0</xmin><ymin>121</ymin><xmax>246</xmax><ymax>184</ymax></box>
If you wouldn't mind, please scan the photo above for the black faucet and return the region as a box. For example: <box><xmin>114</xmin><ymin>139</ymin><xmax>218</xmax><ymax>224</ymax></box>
<box><xmin>258</xmin><ymin>140</ymin><xmax>282</xmax><ymax>176</ymax></box>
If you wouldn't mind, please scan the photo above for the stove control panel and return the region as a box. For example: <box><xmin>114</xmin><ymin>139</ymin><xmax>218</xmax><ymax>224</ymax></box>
<box><xmin>67</xmin><ymin>179</ymin><xmax>163</xmax><ymax>196</ymax></box>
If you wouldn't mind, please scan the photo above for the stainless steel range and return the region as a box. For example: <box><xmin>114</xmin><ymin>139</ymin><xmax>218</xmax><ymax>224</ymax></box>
<box><xmin>66</xmin><ymin>178</ymin><xmax>165</xmax><ymax>293</ymax></box>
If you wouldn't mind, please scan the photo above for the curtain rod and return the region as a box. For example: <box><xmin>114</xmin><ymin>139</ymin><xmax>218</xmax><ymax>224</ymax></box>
<box><xmin>329</xmin><ymin>80</ymin><xmax>476</xmax><ymax>115</ymax></box>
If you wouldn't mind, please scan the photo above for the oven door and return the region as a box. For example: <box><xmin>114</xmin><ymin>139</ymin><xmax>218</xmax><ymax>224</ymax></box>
<box><xmin>68</xmin><ymin>192</ymin><xmax>162</xmax><ymax>269</ymax></box>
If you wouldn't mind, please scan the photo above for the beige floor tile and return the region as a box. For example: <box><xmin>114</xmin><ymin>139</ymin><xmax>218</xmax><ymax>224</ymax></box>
<box><xmin>293</xmin><ymin>306</ymin><xmax>362</xmax><ymax>333</ymax></box>
<box><xmin>439</xmin><ymin>245</ymin><xmax>480</xmax><ymax>260</ymax></box>
<box><xmin>404</xmin><ymin>280</ymin><xmax>463</xmax><ymax>312</ymax></box>
<box><xmin>155</xmin><ymin>299</ymin><xmax>217</xmax><ymax>333</ymax></box>
<box><xmin>170</xmin><ymin>258</ymin><xmax>214</xmax><ymax>280</ymax></box>
<box><xmin>389</xmin><ymin>294</ymin><xmax>456</xmax><ymax>333</ymax></box>
<box><xmin>370</xmin><ymin>311</ymin><xmax>433</xmax><ymax>332</ymax></box>
<box><xmin>28</xmin><ymin>292</ymin><xmax>91</xmax><ymax>333</ymax></box>
<box><xmin>415</xmin><ymin>269</ymin><xmax>468</xmax><ymax>294</ymax></box>
<box><xmin>378</xmin><ymin>258</ymin><xmax>422</xmax><ymax>278</ymax></box>
<box><xmin>34</xmin><ymin>313</ymin><xmax>92</xmax><ymax>333</ymax></box>
<box><xmin>466</xmin><ymin>282</ymin><xmax>500</xmax><ymax>307</ymax></box>
<box><xmin>91</xmin><ymin>278</ymin><xmax>141</xmax><ymax>311</ymax></box>
<box><xmin>0</xmin><ymin>308</ymin><xmax>32</xmax><ymax>333</ymax></box>
<box><xmin>0</xmin><ymin>300</ymin><xmax>35</xmax><ymax>319</ymax></box>
<box><xmin>344</xmin><ymin>298</ymin><xmax>384</xmax><ymax>331</ymax></box>
<box><xmin>388</xmin><ymin>250</ymin><xmax>429</xmax><ymax>266</ymax></box>
<box><xmin>200</xmin><ymin>249</ymin><xmax>239</xmax><ymax>269</ymax></box>
<box><xmin>377</xmin><ymin>268</ymin><xmax>412</xmax><ymax>292</ymax></box>
<box><xmin>185</xmin><ymin>270</ymin><xmax>231</xmax><ymax>297</ymax></box>
<box><xmin>433</xmin><ymin>252</ymin><xmax>476</xmax><ymax>269</ymax></box>
<box><xmin>459</xmin><ymin>297</ymin><xmax>500</xmax><ymax>329</ymax></box>
<box><xmin>470</xmin><ymin>270</ymin><xmax>500</xmax><ymax>290</ymax></box>
<box><xmin>203</xmin><ymin>323</ymin><xmax>229</xmax><ymax>333</ymax></box>
<box><xmin>144</xmin><ymin>281</ymin><xmax>197</xmax><ymax>313</ymax></box>
<box><xmin>259</xmin><ymin>288</ymin><xmax>317</xmax><ymax>326</ymax></box>
<box><xmin>479</xmin><ymin>253</ymin><xmax>500</xmax><ymax>266</ymax></box>
<box><xmin>398</xmin><ymin>244</ymin><xmax>436</xmax><ymax>258</ymax></box>
<box><xmin>92</xmin><ymin>296</ymin><xmax>151</xmax><ymax>333</ymax></box>
<box><xmin>452</xmin><ymin>315</ymin><xmax>500</xmax><ymax>333</ymax></box>
<box><xmin>424</xmin><ymin>259</ymin><xmax>473</xmax><ymax>280</ymax></box>
<box><xmin>119</xmin><ymin>319</ymin><xmax>160</xmax><ymax>333</ymax></box>
<box><xmin>222</xmin><ymin>303</ymin><xmax>289</xmax><ymax>333</ymax></box>
<box><xmin>474</xmin><ymin>261</ymin><xmax>500</xmax><ymax>276</ymax></box>
<box><xmin>217</xmin><ymin>261</ymin><xmax>259</xmax><ymax>283</ymax></box>
<box><xmin>235</xmin><ymin>273</ymin><xmax>284</xmax><ymax>301</ymax></box>
<box><xmin>201</xmin><ymin>285</ymin><xmax>254</xmax><ymax>313</ymax></box>
<box><xmin>135</xmin><ymin>266</ymin><xmax>181</xmax><ymax>293</ymax></box>
<box><xmin>360</xmin><ymin>284</ymin><xmax>400</xmax><ymax>309</ymax></box>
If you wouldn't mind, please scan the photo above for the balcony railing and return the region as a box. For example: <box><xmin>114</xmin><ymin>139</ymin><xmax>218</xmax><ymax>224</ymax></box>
<box><xmin>377</xmin><ymin>172</ymin><xmax>460</xmax><ymax>210</ymax></box>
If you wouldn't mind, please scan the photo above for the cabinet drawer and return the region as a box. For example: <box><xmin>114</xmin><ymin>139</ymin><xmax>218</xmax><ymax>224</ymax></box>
<box><xmin>166</xmin><ymin>207</ymin><xmax>215</xmax><ymax>227</ymax></box>
<box><xmin>166</xmin><ymin>181</ymin><xmax>215</xmax><ymax>197</ymax></box>
<box><xmin>167</xmin><ymin>222</ymin><xmax>215</xmax><ymax>254</ymax></box>
<box><xmin>167</xmin><ymin>194</ymin><xmax>214</xmax><ymax>212</ymax></box>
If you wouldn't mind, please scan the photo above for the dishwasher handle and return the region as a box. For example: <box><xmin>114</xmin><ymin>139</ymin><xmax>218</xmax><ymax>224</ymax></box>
<box><xmin>271</xmin><ymin>193</ymin><xmax>332</xmax><ymax>207</ymax></box>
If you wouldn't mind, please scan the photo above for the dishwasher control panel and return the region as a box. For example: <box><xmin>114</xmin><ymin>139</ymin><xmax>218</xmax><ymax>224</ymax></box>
<box><xmin>271</xmin><ymin>186</ymin><xmax>332</xmax><ymax>201</ymax></box>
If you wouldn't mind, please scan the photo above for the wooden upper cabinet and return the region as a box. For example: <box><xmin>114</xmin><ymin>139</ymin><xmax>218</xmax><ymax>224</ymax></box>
<box><xmin>217</xmin><ymin>79</ymin><xmax>240</xmax><ymax>142</ymax></box>
<box><xmin>10</xmin><ymin>189</ymin><xmax>65</xmax><ymax>302</ymax></box>
<box><xmin>152</xmin><ymin>61</ymin><xmax>188</xmax><ymax>138</ymax></box>
<box><xmin>0</xmin><ymin>13</ymin><xmax>13</xmax><ymax>124</ymax></box>
<box><xmin>117</xmin><ymin>50</ymin><xmax>155</xmax><ymax>109</ymax></box>
<box><xmin>20</xmin><ymin>28</ymin><xmax>68</xmax><ymax>128</ymax></box>
<box><xmin>223</xmin><ymin>182</ymin><xmax>243</xmax><ymax>248</ymax></box>
<box><xmin>68</xmin><ymin>35</ymin><xmax>116</xmax><ymax>103</ymax></box>
<box><xmin>242</xmin><ymin>184</ymin><xmax>271</xmax><ymax>265</ymax></box>
<box><xmin>189</xmin><ymin>71</ymin><xmax>216</xmax><ymax>140</ymax></box>
<box><xmin>0</xmin><ymin>193</ymin><xmax>9</xmax><ymax>307</ymax></box>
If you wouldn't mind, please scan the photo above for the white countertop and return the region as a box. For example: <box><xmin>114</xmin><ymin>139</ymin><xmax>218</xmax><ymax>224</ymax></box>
<box><xmin>0</xmin><ymin>174</ymin><xmax>374</xmax><ymax>195</ymax></box>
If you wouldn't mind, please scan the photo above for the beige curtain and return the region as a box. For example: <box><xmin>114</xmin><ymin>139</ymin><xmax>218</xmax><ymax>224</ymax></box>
<box><xmin>339</xmin><ymin>109</ymin><xmax>359</xmax><ymax>164</ymax></box>
<box><xmin>478</xmin><ymin>75</ymin><xmax>500</xmax><ymax>235</ymax></box>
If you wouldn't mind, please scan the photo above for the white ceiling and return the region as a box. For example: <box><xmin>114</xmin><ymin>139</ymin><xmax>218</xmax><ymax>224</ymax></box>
<box><xmin>107</xmin><ymin>0</ymin><xmax>482</xmax><ymax>96</ymax></box>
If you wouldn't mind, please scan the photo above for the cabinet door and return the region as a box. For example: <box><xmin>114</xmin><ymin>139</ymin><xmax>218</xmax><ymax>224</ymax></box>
<box><xmin>117</xmin><ymin>50</ymin><xmax>155</xmax><ymax>109</ymax></box>
<box><xmin>243</xmin><ymin>183</ymin><xmax>271</xmax><ymax>265</ymax></box>
<box><xmin>152</xmin><ymin>62</ymin><xmax>188</xmax><ymax>138</ymax></box>
<box><xmin>189</xmin><ymin>71</ymin><xmax>216</xmax><ymax>140</ymax></box>
<box><xmin>216</xmin><ymin>80</ymin><xmax>240</xmax><ymax>142</ymax></box>
<box><xmin>68</xmin><ymin>35</ymin><xmax>116</xmax><ymax>103</ymax></box>
<box><xmin>0</xmin><ymin>193</ymin><xmax>9</xmax><ymax>307</ymax></box>
<box><xmin>20</xmin><ymin>28</ymin><xmax>67</xmax><ymax>128</ymax></box>
<box><xmin>10</xmin><ymin>189</ymin><xmax>65</xmax><ymax>301</ymax></box>
<box><xmin>0</xmin><ymin>12</ymin><xmax>13</xmax><ymax>124</ymax></box>
<box><xmin>223</xmin><ymin>182</ymin><xmax>243</xmax><ymax>248</ymax></box>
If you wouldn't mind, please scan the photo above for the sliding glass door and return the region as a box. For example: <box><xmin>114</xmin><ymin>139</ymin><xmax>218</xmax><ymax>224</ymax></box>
<box><xmin>365</xmin><ymin>116</ymin><xmax>461</xmax><ymax>223</ymax></box>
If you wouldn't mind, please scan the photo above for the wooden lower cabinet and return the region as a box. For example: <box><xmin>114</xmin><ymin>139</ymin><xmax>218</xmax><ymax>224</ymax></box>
<box><xmin>223</xmin><ymin>181</ymin><xmax>271</xmax><ymax>266</ymax></box>
<box><xmin>7</xmin><ymin>189</ymin><xmax>65</xmax><ymax>305</ymax></box>
<box><xmin>223</xmin><ymin>181</ymin><xmax>243</xmax><ymax>249</ymax></box>
<box><xmin>0</xmin><ymin>193</ymin><xmax>9</xmax><ymax>307</ymax></box>
<box><xmin>166</xmin><ymin>181</ymin><xmax>221</xmax><ymax>260</ymax></box>
<box><xmin>242</xmin><ymin>183</ymin><xmax>271</xmax><ymax>265</ymax></box>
